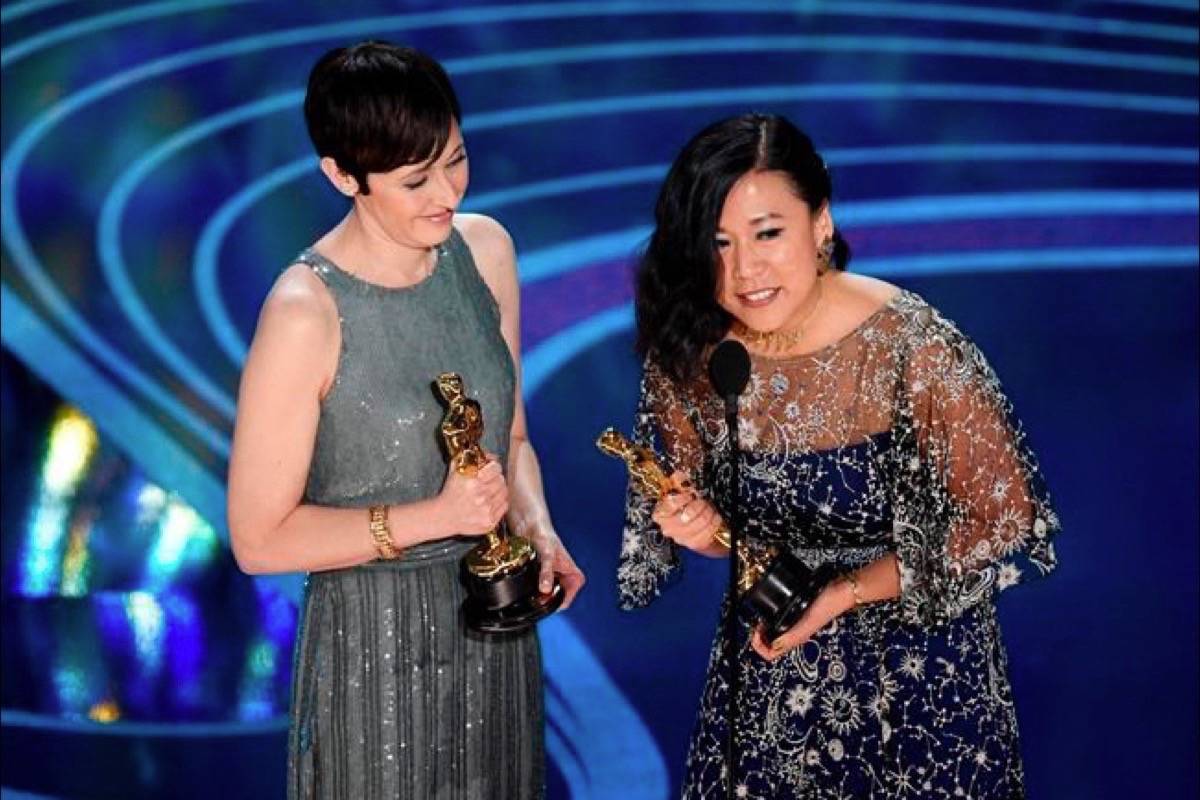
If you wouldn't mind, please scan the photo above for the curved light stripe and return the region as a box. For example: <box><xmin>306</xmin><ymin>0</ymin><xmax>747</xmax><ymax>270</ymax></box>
<box><xmin>0</xmin><ymin>708</ymin><xmax>287</xmax><ymax>737</ymax></box>
<box><xmin>544</xmin><ymin>712</ymin><xmax>588</xmax><ymax>800</ymax></box>
<box><xmin>843</xmin><ymin>190</ymin><xmax>1200</xmax><ymax>223</ymax></box>
<box><xmin>465</xmin><ymin>85</ymin><xmax>1196</xmax><ymax>132</ymax></box>
<box><xmin>9</xmin><ymin>14</ymin><xmax>1198</xmax><ymax>460</ymax></box>
<box><xmin>523</xmin><ymin>245</ymin><xmax>1198</xmax><ymax>397</ymax></box>
<box><xmin>539</xmin><ymin>615</ymin><xmax>669</xmax><ymax>799</ymax></box>
<box><xmin>0</xmin><ymin>211</ymin><xmax>230</xmax><ymax>455</ymax></box>
<box><xmin>201</xmin><ymin>186</ymin><xmax>1199</xmax><ymax>366</ymax></box>
<box><xmin>465</xmin><ymin>144</ymin><xmax>1199</xmax><ymax>211</ymax></box>
<box><xmin>862</xmin><ymin>244</ymin><xmax>1200</xmax><ymax>275</ymax></box>
<box><xmin>517</xmin><ymin>190</ymin><xmax>1199</xmax><ymax>283</ymax></box>
<box><xmin>1082</xmin><ymin>0</ymin><xmax>1198</xmax><ymax>9</ymax></box>
<box><xmin>0</xmin><ymin>0</ymin><xmax>261</xmax><ymax>68</ymax></box>
<box><xmin>2</xmin><ymin>1</ymin><xmax>1196</xmax><ymax>69</ymax></box>
<box><xmin>0</xmin><ymin>0</ymin><xmax>76</xmax><ymax>24</ymax></box>
<box><xmin>97</xmin><ymin>94</ymin><xmax>297</xmax><ymax>421</ymax></box>
<box><xmin>828</xmin><ymin>1</ymin><xmax>1197</xmax><ymax>43</ymax></box>
<box><xmin>525</xmin><ymin>305</ymin><xmax>637</xmax><ymax>397</ymax></box>
<box><xmin>90</xmin><ymin>29</ymin><xmax>1191</xmax><ymax>408</ymax></box>
<box><xmin>0</xmin><ymin>286</ymin><xmax>227</xmax><ymax>542</ymax></box>
<box><xmin>193</xmin><ymin>158</ymin><xmax>313</xmax><ymax>373</ymax></box>
<box><xmin>180</xmin><ymin>77</ymin><xmax>1200</xmax><ymax>371</ymax></box>
<box><xmin>422</xmin><ymin>35</ymin><xmax>1200</xmax><ymax>76</ymax></box>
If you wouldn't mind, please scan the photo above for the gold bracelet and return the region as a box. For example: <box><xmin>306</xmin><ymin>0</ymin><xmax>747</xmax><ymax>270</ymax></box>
<box><xmin>368</xmin><ymin>505</ymin><xmax>401</xmax><ymax>560</ymax></box>
<box><xmin>842</xmin><ymin>571</ymin><xmax>865</xmax><ymax>608</ymax></box>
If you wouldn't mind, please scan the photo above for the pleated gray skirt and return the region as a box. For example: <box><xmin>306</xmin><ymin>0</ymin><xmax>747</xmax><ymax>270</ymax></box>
<box><xmin>287</xmin><ymin>544</ymin><xmax>544</xmax><ymax>799</ymax></box>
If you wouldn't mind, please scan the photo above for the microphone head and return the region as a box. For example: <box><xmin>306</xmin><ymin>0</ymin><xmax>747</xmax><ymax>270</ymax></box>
<box><xmin>708</xmin><ymin>339</ymin><xmax>751</xmax><ymax>402</ymax></box>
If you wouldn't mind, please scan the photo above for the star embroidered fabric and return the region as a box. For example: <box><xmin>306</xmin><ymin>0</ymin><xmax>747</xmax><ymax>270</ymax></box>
<box><xmin>616</xmin><ymin>291</ymin><xmax>1059</xmax><ymax>799</ymax></box>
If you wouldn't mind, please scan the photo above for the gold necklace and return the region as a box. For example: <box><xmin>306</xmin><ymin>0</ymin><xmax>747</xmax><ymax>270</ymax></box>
<box><xmin>730</xmin><ymin>278</ymin><xmax>824</xmax><ymax>354</ymax></box>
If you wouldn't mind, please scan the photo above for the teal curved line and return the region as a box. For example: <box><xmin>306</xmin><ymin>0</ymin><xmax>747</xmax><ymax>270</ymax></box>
<box><xmin>98</xmin><ymin>93</ymin><xmax>298</xmax><ymax>422</ymax></box>
<box><xmin>829</xmin><ymin>1</ymin><xmax>1197</xmax><ymax>43</ymax></box>
<box><xmin>525</xmin><ymin>305</ymin><xmax>637</xmax><ymax>397</ymax></box>
<box><xmin>0</xmin><ymin>708</ymin><xmax>287</xmax><ymax>737</ymax></box>
<box><xmin>2</xmin><ymin>1</ymin><xmax>1196</xmax><ymax>68</ymax></box>
<box><xmin>163</xmin><ymin>79</ymin><xmax>1199</xmax><ymax>400</ymax></box>
<box><xmin>0</xmin><ymin>0</ymin><xmax>76</xmax><ymax>24</ymax></box>
<box><xmin>201</xmin><ymin>145</ymin><xmax>1199</xmax><ymax>366</ymax></box>
<box><xmin>464</xmin><ymin>84</ymin><xmax>1195</xmax><ymax>132</ymax></box>
<box><xmin>0</xmin><ymin>284</ymin><xmax>228</xmax><ymax>536</ymax></box>
<box><xmin>8</xmin><ymin>11</ymin><xmax>1199</xmax><ymax>462</ymax></box>
<box><xmin>539</xmin><ymin>615</ymin><xmax>669</xmax><ymax>799</ymax></box>
<box><xmin>0</xmin><ymin>0</ymin><xmax>261</xmax><ymax>67</ymax></box>
<box><xmin>201</xmin><ymin>185</ymin><xmax>1200</xmax><ymax>367</ymax></box>
<box><xmin>465</xmin><ymin>144</ymin><xmax>1198</xmax><ymax>210</ymax></box>
<box><xmin>862</xmin><ymin>244</ymin><xmax>1200</xmax><ymax>275</ymax></box>
<box><xmin>193</xmin><ymin>158</ymin><xmax>313</xmax><ymax>374</ymax></box>
<box><xmin>545</xmin><ymin>714</ymin><xmax>587</xmax><ymax>800</ymax></box>
<box><xmin>0</xmin><ymin>200</ymin><xmax>230</xmax><ymax>455</ymax></box>
<box><xmin>1081</xmin><ymin>0</ymin><xmax>1198</xmax><ymax>9</ymax></box>
<box><xmin>516</xmin><ymin>190</ymin><xmax>1199</xmax><ymax>283</ymax></box>
<box><xmin>522</xmin><ymin>245</ymin><xmax>1199</xmax><ymax>397</ymax></box>
<box><xmin>378</xmin><ymin>35</ymin><xmax>1200</xmax><ymax>76</ymax></box>
<box><xmin>96</xmin><ymin>31</ymin><xmax>1194</xmax><ymax>412</ymax></box>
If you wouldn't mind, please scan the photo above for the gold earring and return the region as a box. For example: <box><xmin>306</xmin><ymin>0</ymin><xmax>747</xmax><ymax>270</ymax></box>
<box><xmin>816</xmin><ymin>237</ymin><xmax>834</xmax><ymax>273</ymax></box>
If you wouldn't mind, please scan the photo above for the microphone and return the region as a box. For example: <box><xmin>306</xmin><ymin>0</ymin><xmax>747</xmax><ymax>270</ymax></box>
<box><xmin>708</xmin><ymin>339</ymin><xmax>751</xmax><ymax>413</ymax></box>
<box><xmin>707</xmin><ymin>338</ymin><xmax>750</xmax><ymax>800</ymax></box>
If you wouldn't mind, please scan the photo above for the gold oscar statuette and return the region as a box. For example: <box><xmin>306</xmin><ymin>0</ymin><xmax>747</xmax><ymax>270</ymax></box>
<box><xmin>596</xmin><ymin>426</ymin><xmax>837</xmax><ymax>639</ymax></box>
<box><xmin>594</xmin><ymin>427</ymin><xmax>769</xmax><ymax>594</ymax></box>
<box><xmin>436</xmin><ymin>372</ymin><xmax>562</xmax><ymax>633</ymax></box>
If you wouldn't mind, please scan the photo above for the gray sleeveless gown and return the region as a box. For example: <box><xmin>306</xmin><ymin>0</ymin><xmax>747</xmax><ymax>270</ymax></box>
<box><xmin>287</xmin><ymin>229</ymin><xmax>544</xmax><ymax>799</ymax></box>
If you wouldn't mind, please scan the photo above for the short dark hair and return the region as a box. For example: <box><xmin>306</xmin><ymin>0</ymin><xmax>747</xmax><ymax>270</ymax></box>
<box><xmin>634</xmin><ymin>113</ymin><xmax>852</xmax><ymax>383</ymax></box>
<box><xmin>303</xmin><ymin>41</ymin><xmax>462</xmax><ymax>195</ymax></box>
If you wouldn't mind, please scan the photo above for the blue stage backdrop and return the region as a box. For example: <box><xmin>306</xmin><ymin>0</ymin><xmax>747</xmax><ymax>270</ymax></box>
<box><xmin>1</xmin><ymin>2</ymin><xmax>1196</xmax><ymax>798</ymax></box>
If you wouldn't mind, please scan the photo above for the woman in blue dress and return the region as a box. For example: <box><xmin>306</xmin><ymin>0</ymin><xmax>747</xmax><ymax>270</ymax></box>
<box><xmin>619</xmin><ymin>114</ymin><xmax>1059</xmax><ymax>799</ymax></box>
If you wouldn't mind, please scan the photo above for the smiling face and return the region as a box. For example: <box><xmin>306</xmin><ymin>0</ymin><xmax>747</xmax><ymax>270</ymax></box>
<box><xmin>714</xmin><ymin>169</ymin><xmax>832</xmax><ymax>333</ymax></box>
<box><xmin>324</xmin><ymin>119</ymin><xmax>469</xmax><ymax>250</ymax></box>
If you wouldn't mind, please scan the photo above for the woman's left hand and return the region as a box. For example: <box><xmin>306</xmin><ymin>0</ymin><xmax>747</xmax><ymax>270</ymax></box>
<box><xmin>750</xmin><ymin>578</ymin><xmax>854</xmax><ymax>661</ymax></box>
<box><xmin>529</xmin><ymin>526</ymin><xmax>586</xmax><ymax>610</ymax></box>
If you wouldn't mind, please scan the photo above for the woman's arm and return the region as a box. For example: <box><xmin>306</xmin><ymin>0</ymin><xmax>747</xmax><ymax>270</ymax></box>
<box><xmin>751</xmin><ymin>553</ymin><xmax>900</xmax><ymax>660</ymax></box>
<box><xmin>227</xmin><ymin>264</ymin><xmax>507</xmax><ymax>575</ymax></box>
<box><xmin>457</xmin><ymin>213</ymin><xmax>586</xmax><ymax>607</ymax></box>
<box><xmin>652</xmin><ymin>473</ymin><xmax>729</xmax><ymax>558</ymax></box>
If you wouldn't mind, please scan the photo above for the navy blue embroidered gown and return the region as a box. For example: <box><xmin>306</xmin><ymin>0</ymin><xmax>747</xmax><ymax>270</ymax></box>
<box><xmin>617</xmin><ymin>292</ymin><xmax>1059</xmax><ymax>800</ymax></box>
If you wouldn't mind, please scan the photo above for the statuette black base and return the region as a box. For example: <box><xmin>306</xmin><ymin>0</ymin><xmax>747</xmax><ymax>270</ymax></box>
<box><xmin>461</xmin><ymin>553</ymin><xmax>564</xmax><ymax>634</ymax></box>
<box><xmin>742</xmin><ymin>552</ymin><xmax>839</xmax><ymax>642</ymax></box>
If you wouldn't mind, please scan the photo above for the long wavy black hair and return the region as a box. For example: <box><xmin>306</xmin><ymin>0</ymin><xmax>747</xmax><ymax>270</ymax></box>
<box><xmin>634</xmin><ymin>114</ymin><xmax>851</xmax><ymax>383</ymax></box>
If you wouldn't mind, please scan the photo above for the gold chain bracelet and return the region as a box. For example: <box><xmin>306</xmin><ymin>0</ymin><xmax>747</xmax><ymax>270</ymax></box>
<box><xmin>369</xmin><ymin>505</ymin><xmax>401</xmax><ymax>560</ymax></box>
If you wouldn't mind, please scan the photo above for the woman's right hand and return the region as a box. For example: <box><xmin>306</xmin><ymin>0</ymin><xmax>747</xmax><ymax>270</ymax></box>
<box><xmin>651</xmin><ymin>471</ymin><xmax>723</xmax><ymax>553</ymax></box>
<box><xmin>435</xmin><ymin>456</ymin><xmax>509</xmax><ymax>537</ymax></box>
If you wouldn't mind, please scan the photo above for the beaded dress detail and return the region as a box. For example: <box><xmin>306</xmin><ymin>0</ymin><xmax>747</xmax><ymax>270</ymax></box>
<box><xmin>618</xmin><ymin>291</ymin><xmax>1059</xmax><ymax>800</ymax></box>
<box><xmin>287</xmin><ymin>228</ymin><xmax>543</xmax><ymax>799</ymax></box>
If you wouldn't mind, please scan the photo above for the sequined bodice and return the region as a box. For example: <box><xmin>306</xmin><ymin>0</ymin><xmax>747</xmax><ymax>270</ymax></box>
<box><xmin>619</xmin><ymin>290</ymin><xmax>1059</xmax><ymax>627</ymax></box>
<box><xmin>297</xmin><ymin>228</ymin><xmax>515</xmax><ymax>529</ymax></box>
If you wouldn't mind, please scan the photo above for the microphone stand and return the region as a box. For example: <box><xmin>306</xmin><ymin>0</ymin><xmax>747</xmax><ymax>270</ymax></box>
<box><xmin>722</xmin><ymin>394</ymin><xmax>741</xmax><ymax>800</ymax></box>
<box><xmin>709</xmin><ymin>338</ymin><xmax>749</xmax><ymax>800</ymax></box>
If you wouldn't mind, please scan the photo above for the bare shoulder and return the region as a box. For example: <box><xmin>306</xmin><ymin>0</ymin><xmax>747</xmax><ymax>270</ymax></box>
<box><xmin>833</xmin><ymin>271</ymin><xmax>903</xmax><ymax>309</ymax></box>
<box><xmin>253</xmin><ymin>263</ymin><xmax>339</xmax><ymax>348</ymax></box>
<box><xmin>455</xmin><ymin>213</ymin><xmax>516</xmax><ymax>269</ymax></box>
<box><xmin>454</xmin><ymin>213</ymin><xmax>518</xmax><ymax>304</ymax></box>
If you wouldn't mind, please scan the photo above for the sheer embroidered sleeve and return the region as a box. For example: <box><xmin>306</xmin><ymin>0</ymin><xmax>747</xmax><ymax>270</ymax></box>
<box><xmin>894</xmin><ymin>307</ymin><xmax>1060</xmax><ymax>627</ymax></box>
<box><xmin>616</xmin><ymin>357</ymin><xmax>708</xmax><ymax>609</ymax></box>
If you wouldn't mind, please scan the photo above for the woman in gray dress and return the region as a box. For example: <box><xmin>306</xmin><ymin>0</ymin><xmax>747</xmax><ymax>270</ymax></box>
<box><xmin>226</xmin><ymin>41</ymin><xmax>585</xmax><ymax>799</ymax></box>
